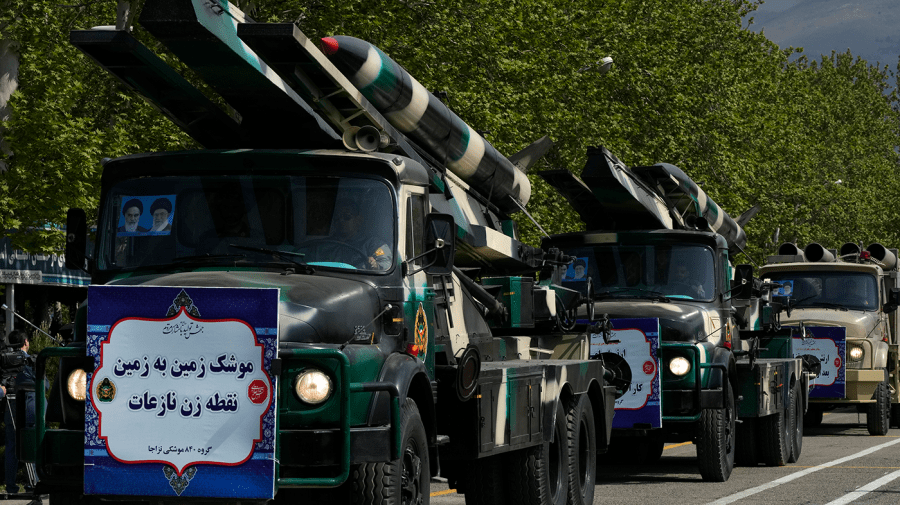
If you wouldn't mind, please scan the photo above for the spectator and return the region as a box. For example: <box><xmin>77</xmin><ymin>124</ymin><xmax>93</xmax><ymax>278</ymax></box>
<box><xmin>0</xmin><ymin>330</ymin><xmax>31</xmax><ymax>497</ymax></box>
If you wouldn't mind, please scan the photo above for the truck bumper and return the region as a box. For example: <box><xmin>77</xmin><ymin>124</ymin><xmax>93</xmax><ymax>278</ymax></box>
<box><xmin>660</xmin><ymin>343</ymin><xmax>728</xmax><ymax>422</ymax></box>
<box><xmin>811</xmin><ymin>369</ymin><xmax>884</xmax><ymax>404</ymax></box>
<box><xmin>27</xmin><ymin>347</ymin><xmax>401</xmax><ymax>495</ymax></box>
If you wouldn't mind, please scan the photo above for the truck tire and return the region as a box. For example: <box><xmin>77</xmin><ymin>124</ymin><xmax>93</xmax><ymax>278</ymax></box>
<box><xmin>507</xmin><ymin>400</ymin><xmax>568</xmax><ymax>505</ymax></box>
<box><xmin>788</xmin><ymin>379</ymin><xmax>803</xmax><ymax>463</ymax></box>
<box><xmin>603</xmin><ymin>434</ymin><xmax>662</xmax><ymax>465</ymax></box>
<box><xmin>49</xmin><ymin>493</ymin><xmax>86</xmax><ymax>505</ymax></box>
<box><xmin>891</xmin><ymin>404</ymin><xmax>900</xmax><ymax>429</ymax></box>
<box><xmin>759</xmin><ymin>395</ymin><xmax>790</xmax><ymax>466</ymax></box>
<box><xmin>351</xmin><ymin>398</ymin><xmax>430</xmax><ymax>505</ymax></box>
<box><xmin>867</xmin><ymin>378</ymin><xmax>890</xmax><ymax>436</ymax></box>
<box><xmin>696</xmin><ymin>385</ymin><xmax>735</xmax><ymax>482</ymax></box>
<box><xmin>567</xmin><ymin>394</ymin><xmax>596</xmax><ymax>505</ymax></box>
<box><xmin>460</xmin><ymin>455</ymin><xmax>506</xmax><ymax>505</ymax></box>
<box><xmin>735</xmin><ymin>418</ymin><xmax>758</xmax><ymax>467</ymax></box>
<box><xmin>804</xmin><ymin>406</ymin><xmax>823</xmax><ymax>428</ymax></box>
<box><xmin>637</xmin><ymin>431</ymin><xmax>665</xmax><ymax>465</ymax></box>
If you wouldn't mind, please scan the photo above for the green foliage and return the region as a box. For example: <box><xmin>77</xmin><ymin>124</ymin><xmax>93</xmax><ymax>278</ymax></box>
<box><xmin>0</xmin><ymin>0</ymin><xmax>190</xmax><ymax>253</ymax></box>
<box><xmin>1</xmin><ymin>0</ymin><xmax>899</xmax><ymax>263</ymax></box>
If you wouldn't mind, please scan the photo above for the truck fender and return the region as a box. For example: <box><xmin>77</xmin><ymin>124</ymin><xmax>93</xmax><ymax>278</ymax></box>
<box><xmin>702</xmin><ymin>347</ymin><xmax>736</xmax><ymax>409</ymax></box>
<box><xmin>588</xmin><ymin>377</ymin><xmax>615</xmax><ymax>451</ymax></box>
<box><xmin>873</xmin><ymin>340</ymin><xmax>890</xmax><ymax>371</ymax></box>
<box><xmin>541</xmin><ymin>385</ymin><xmax>573</xmax><ymax>445</ymax></box>
<box><xmin>370</xmin><ymin>352</ymin><xmax>436</xmax><ymax>443</ymax></box>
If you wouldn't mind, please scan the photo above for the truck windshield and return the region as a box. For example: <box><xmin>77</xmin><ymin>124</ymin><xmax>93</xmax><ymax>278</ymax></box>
<box><xmin>765</xmin><ymin>271</ymin><xmax>878</xmax><ymax>311</ymax></box>
<box><xmin>99</xmin><ymin>175</ymin><xmax>396</xmax><ymax>273</ymax></box>
<box><xmin>562</xmin><ymin>243</ymin><xmax>716</xmax><ymax>302</ymax></box>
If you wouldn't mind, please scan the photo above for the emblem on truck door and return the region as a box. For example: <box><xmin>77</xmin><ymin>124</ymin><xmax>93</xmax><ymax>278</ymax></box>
<box><xmin>416</xmin><ymin>303</ymin><xmax>428</xmax><ymax>355</ymax></box>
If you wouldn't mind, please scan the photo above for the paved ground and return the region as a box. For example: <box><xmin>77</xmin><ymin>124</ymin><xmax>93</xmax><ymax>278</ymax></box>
<box><xmin>431</xmin><ymin>406</ymin><xmax>900</xmax><ymax>504</ymax></box>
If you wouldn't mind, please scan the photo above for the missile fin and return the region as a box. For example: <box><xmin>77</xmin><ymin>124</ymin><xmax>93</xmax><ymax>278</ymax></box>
<box><xmin>735</xmin><ymin>204</ymin><xmax>762</xmax><ymax>228</ymax></box>
<box><xmin>508</xmin><ymin>136</ymin><xmax>554</xmax><ymax>173</ymax></box>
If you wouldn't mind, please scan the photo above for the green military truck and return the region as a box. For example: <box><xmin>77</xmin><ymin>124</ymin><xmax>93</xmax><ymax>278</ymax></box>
<box><xmin>20</xmin><ymin>2</ymin><xmax>616</xmax><ymax>504</ymax></box>
<box><xmin>539</xmin><ymin>147</ymin><xmax>815</xmax><ymax>481</ymax></box>
<box><xmin>761</xmin><ymin>242</ymin><xmax>900</xmax><ymax>435</ymax></box>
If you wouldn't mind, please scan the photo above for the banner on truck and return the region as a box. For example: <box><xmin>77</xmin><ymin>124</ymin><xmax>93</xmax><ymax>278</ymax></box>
<box><xmin>84</xmin><ymin>286</ymin><xmax>278</xmax><ymax>499</ymax></box>
<box><xmin>590</xmin><ymin>318</ymin><xmax>662</xmax><ymax>429</ymax></box>
<box><xmin>791</xmin><ymin>325</ymin><xmax>846</xmax><ymax>399</ymax></box>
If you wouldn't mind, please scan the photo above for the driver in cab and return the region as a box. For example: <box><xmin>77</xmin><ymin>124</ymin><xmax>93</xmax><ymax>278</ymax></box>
<box><xmin>325</xmin><ymin>201</ymin><xmax>392</xmax><ymax>270</ymax></box>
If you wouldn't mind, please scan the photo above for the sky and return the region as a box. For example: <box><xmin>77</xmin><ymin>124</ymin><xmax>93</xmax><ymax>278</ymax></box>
<box><xmin>746</xmin><ymin>0</ymin><xmax>900</xmax><ymax>69</ymax></box>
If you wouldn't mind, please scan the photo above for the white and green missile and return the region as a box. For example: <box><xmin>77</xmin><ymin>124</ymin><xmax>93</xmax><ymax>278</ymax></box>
<box><xmin>321</xmin><ymin>36</ymin><xmax>531</xmax><ymax>214</ymax></box>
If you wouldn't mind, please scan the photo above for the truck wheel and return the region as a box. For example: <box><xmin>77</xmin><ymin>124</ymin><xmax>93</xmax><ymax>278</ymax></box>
<box><xmin>759</xmin><ymin>395</ymin><xmax>789</xmax><ymax>466</ymax></box>
<box><xmin>351</xmin><ymin>398</ymin><xmax>430</xmax><ymax>505</ymax></box>
<box><xmin>638</xmin><ymin>431</ymin><xmax>665</xmax><ymax>465</ymax></box>
<box><xmin>567</xmin><ymin>394</ymin><xmax>596</xmax><ymax>505</ymax></box>
<box><xmin>460</xmin><ymin>455</ymin><xmax>506</xmax><ymax>505</ymax></box>
<box><xmin>696</xmin><ymin>385</ymin><xmax>735</xmax><ymax>482</ymax></box>
<box><xmin>867</xmin><ymin>378</ymin><xmax>890</xmax><ymax>436</ymax></box>
<box><xmin>507</xmin><ymin>400</ymin><xmax>568</xmax><ymax>505</ymax></box>
<box><xmin>735</xmin><ymin>418</ymin><xmax>758</xmax><ymax>467</ymax></box>
<box><xmin>49</xmin><ymin>493</ymin><xmax>86</xmax><ymax>505</ymax></box>
<box><xmin>788</xmin><ymin>379</ymin><xmax>803</xmax><ymax>463</ymax></box>
<box><xmin>803</xmin><ymin>406</ymin><xmax>823</xmax><ymax>428</ymax></box>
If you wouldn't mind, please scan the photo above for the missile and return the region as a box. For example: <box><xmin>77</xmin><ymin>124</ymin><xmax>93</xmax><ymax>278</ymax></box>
<box><xmin>652</xmin><ymin>162</ymin><xmax>748</xmax><ymax>251</ymax></box>
<box><xmin>320</xmin><ymin>36</ymin><xmax>530</xmax><ymax>214</ymax></box>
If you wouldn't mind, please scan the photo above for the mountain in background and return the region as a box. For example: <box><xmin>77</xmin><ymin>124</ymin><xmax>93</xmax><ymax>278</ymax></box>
<box><xmin>747</xmin><ymin>0</ymin><xmax>900</xmax><ymax>68</ymax></box>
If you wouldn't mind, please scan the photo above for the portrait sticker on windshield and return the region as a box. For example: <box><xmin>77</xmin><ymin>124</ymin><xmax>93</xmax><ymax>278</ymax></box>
<box><xmin>774</xmin><ymin>280</ymin><xmax>794</xmax><ymax>297</ymax></box>
<box><xmin>563</xmin><ymin>257</ymin><xmax>589</xmax><ymax>281</ymax></box>
<box><xmin>117</xmin><ymin>195</ymin><xmax>176</xmax><ymax>237</ymax></box>
<box><xmin>84</xmin><ymin>286</ymin><xmax>279</xmax><ymax>499</ymax></box>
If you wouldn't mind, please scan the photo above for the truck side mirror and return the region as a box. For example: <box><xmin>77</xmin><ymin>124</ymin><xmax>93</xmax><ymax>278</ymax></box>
<box><xmin>885</xmin><ymin>287</ymin><xmax>900</xmax><ymax>313</ymax></box>
<box><xmin>733</xmin><ymin>264</ymin><xmax>754</xmax><ymax>300</ymax></box>
<box><xmin>65</xmin><ymin>208</ymin><xmax>88</xmax><ymax>272</ymax></box>
<box><xmin>422</xmin><ymin>213</ymin><xmax>456</xmax><ymax>275</ymax></box>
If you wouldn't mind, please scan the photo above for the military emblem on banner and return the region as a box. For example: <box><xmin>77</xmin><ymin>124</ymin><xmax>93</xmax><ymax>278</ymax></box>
<box><xmin>96</xmin><ymin>378</ymin><xmax>116</xmax><ymax>403</ymax></box>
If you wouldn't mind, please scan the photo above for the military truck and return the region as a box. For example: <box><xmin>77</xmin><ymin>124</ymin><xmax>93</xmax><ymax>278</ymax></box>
<box><xmin>760</xmin><ymin>242</ymin><xmax>900</xmax><ymax>435</ymax></box>
<box><xmin>539</xmin><ymin>147</ymin><xmax>814</xmax><ymax>481</ymax></box>
<box><xmin>20</xmin><ymin>2</ymin><xmax>616</xmax><ymax>504</ymax></box>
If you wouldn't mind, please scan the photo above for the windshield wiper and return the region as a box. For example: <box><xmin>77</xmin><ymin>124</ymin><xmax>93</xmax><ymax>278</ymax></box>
<box><xmin>790</xmin><ymin>294</ymin><xmax>818</xmax><ymax>306</ymax></box>
<box><xmin>809</xmin><ymin>302</ymin><xmax>849</xmax><ymax>311</ymax></box>
<box><xmin>171</xmin><ymin>253</ymin><xmax>247</xmax><ymax>264</ymax></box>
<box><xmin>595</xmin><ymin>287</ymin><xmax>670</xmax><ymax>302</ymax></box>
<box><xmin>227</xmin><ymin>245</ymin><xmax>315</xmax><ymax>273</ymax></box>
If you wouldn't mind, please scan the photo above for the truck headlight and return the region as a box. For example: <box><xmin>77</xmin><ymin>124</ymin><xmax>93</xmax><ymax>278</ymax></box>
<box><xmin>669</xmin><ymin>357</ymin><xmax>691</xmax><ymax>376</ymax></box>
<box><xmin>293</xmin><ymin>369</ymin><xmax>333</xmax><ymax>405</ymax></box>
<box><xmin>67</xmin><ymin>369</ymin><xmax>87</xmax><ymax>401</ymax></box>
<box><xmin>848</xmin><ymin>345</ymin><xmax>864</xmax><ymax>362</ymax></box>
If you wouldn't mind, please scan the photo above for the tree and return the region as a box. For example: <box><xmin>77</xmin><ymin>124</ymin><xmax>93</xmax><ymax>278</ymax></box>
<box><xmin>1</xmin><ymin>0</ymin><xmax>898</xmax><ymax>261</ymax></box>
<box><xmin>0</xmin><ymin>0</ymin><xmax>189</xmax><ymax>252</ymax></box>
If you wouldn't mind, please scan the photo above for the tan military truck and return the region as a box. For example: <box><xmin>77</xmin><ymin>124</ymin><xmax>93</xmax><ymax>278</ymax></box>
<box><xmin>760</xmin><ymin>242</ymin><xmax>900</xmax><ymax>435</ymax></box>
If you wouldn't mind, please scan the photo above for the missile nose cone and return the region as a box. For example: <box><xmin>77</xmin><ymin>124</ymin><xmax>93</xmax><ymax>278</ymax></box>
<box><xmin>320</xmin><ymin>37</ymin><xmax>339</xmax><ymax>55</ymax></box>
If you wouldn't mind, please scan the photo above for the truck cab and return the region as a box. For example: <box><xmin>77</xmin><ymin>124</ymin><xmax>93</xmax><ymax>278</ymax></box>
<box><xmin>545</xmin><ymin>229</ymin><xmax>735</xmax><ymax>414</ymax></box>
<box><xmin>540</xmin><ymin>146</ymin><xmax>810</xmax><ymax>482</ymax></box>
<box><xmin>760</xmin><ymin>242</ymin><xmax>900</xmax><ymax>434</ymax></box>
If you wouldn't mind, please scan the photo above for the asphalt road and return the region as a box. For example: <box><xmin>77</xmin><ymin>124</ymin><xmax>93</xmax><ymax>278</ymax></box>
<box><xmin>430</xmin><ymin>406</ymin><xmax>900</xmax><ymax>504</ymax></box>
